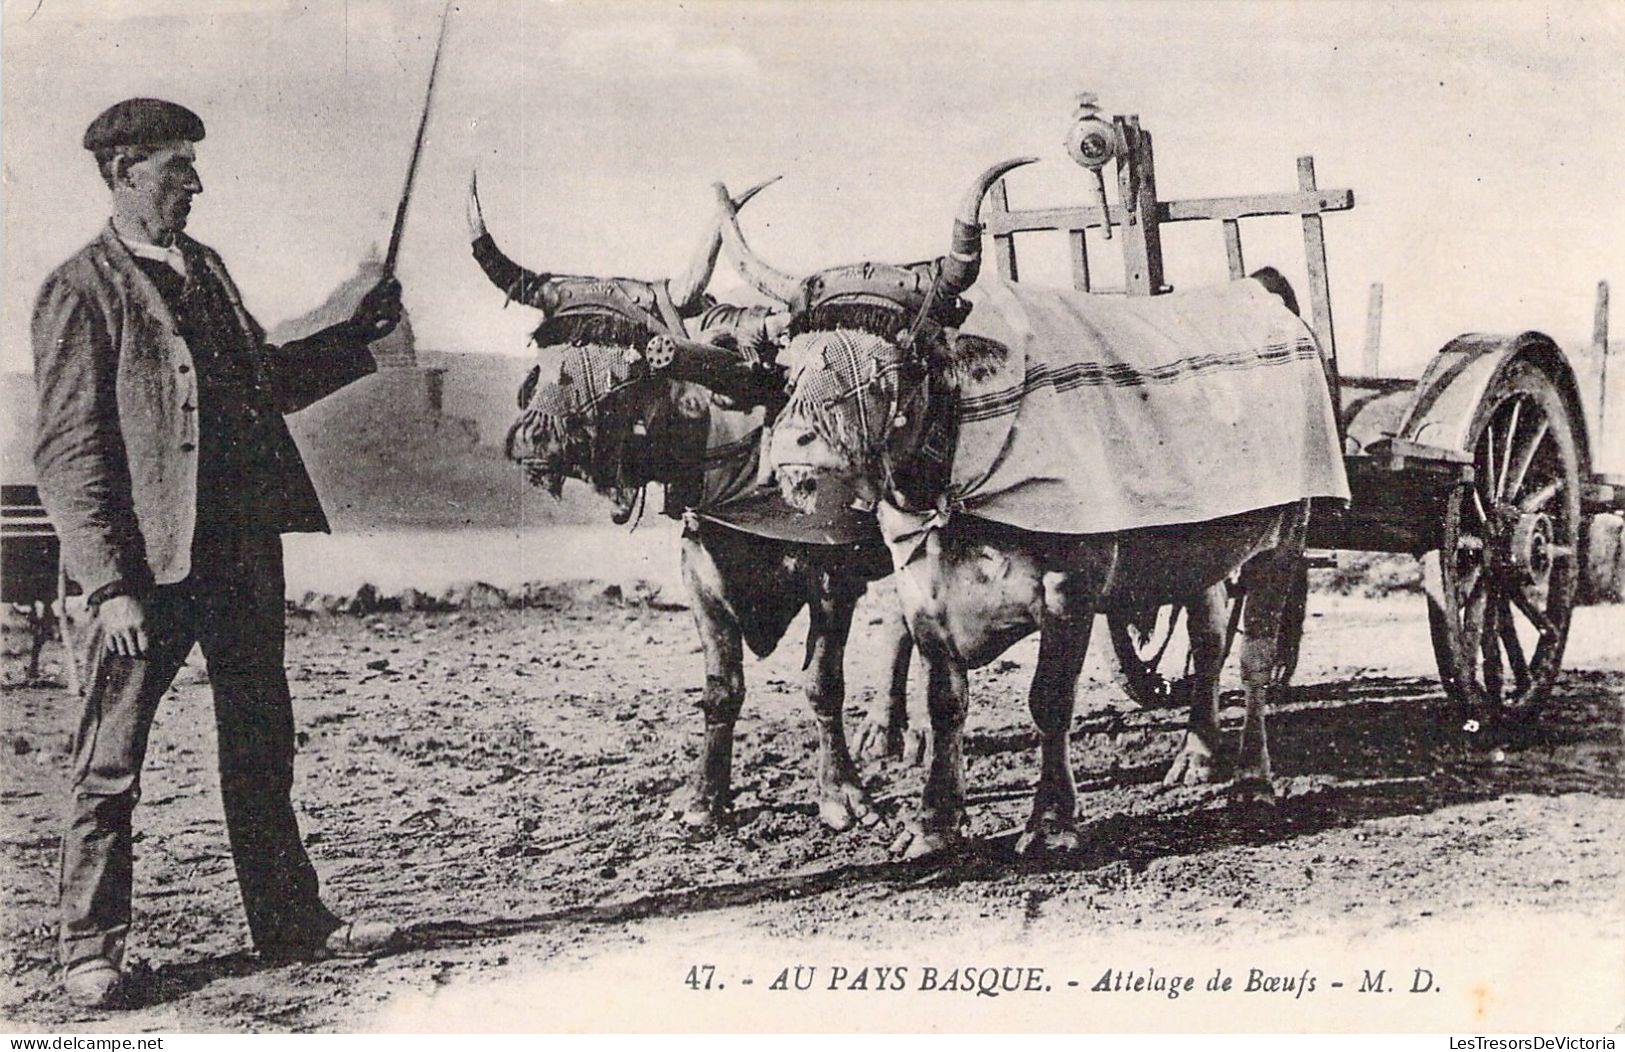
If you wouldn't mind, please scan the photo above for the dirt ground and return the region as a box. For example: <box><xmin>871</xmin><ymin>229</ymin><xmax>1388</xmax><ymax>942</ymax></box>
<box><xmin>1</xmin><ymin>589</ymin><xmax>1621</xmax><ymax>1033</ymax></box>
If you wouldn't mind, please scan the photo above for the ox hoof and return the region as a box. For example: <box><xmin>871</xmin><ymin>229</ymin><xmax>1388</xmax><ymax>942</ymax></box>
<box><xmin>854</xmin><ymin>717</ymin><xmax>901</xmax><ymax>762</ymax></box>
<box><xmin>676</xmin><ymin>793</ymin><xmax>730</xmax><ymax>835</ymax></box>
<box><xmin>851</xmin><ymin>718</ymin><xmax>903</xmax><ymax>760</ymax></box>
<box><xmin>818</xmin><ymin>783</ymin><xmax>879</xmax><ymax>832</ymax></box>
<box><xmin>1162</xmin><ymin>743</ymin><xmax>1220</xmax><ymax>788</ymax></box>
<box><xmin>1230</xmin><ymin>776</ymin><xmax>1278</xmax><ymax>808</ymax></box>
<box><xmin>1015</xmin><ymin>814</ymin><xmax>1082</xmax><ymax>858</ymax></box>
<box><xmin>854</xmin><ymin>719</ymin><xmax>928</xmax><ymax>766</ymax></box>
<box><xmin>900</xmin><ymin>728</ymin><xmax>929</xmax><ymax>767</ymax></box>
<box><xmin>888</xmin><ymin>822</ymin><xmax>964</xmax><ymax>861</ymax></box>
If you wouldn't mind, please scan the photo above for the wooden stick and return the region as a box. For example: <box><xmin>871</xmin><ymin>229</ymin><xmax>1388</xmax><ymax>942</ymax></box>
<box><xmin>383</xmin><ymin>1</ymin><xmax>453</xmax><ymax>275</ymax></box>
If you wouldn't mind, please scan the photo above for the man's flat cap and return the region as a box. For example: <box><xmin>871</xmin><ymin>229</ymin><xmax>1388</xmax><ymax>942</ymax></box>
<box><xmin>83</xmin><ymin>98</ymin><xmax>205</xmax><ymax>151</ymax></box>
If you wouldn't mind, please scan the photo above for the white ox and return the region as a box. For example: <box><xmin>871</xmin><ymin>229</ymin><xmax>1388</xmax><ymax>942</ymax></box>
<box><xmin>711</xmin><ymin>160</ymin><xmax>1348</xmax><ymax>859</ymax></box>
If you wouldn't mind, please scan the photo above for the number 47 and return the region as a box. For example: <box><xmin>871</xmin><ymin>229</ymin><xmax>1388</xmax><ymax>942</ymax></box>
<box><xmin>685</xmin><ymin>965</ymin><xmax>717</xmax><ymax>990</ymax></box>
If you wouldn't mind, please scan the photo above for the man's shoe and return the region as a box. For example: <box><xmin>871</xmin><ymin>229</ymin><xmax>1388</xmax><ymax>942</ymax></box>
<box><xmin>320</xmin><ymin>919</ymin><xmax>400</xmax><ymax>959</ymax></box>
<box><xmin>62</xmin><ymin>959</ymin><xmax>122</xmax><ymax>1009</ymax></box>
<box><xmin>260</xmin><ymin>919</ymin><xmax>400</xmax><ymax>963</ymax></box>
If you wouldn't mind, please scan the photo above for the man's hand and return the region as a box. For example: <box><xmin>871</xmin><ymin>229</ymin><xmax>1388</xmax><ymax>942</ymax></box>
<box><xmin>99</xmin><ymin>595</ymin><xmax>150</xmax><ymax>659</ymax></box>
<box><xmin>467</xmin><ymin>171</ymin><xmax>488</xmax><ymax>242</ymax></box>
<box><xmin>350</xmin><ymin>277</ymin><xmax>403</xmax><ymax>342</ymax></box>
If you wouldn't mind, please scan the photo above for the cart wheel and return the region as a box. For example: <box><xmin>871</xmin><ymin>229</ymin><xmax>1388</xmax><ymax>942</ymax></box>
<box><xmin>1425</xmin><ymin>360</ymin><xmax>1581</xmax><ymax>722</ymax></box>
<box><xmin>1109</xmin><ymin>603</ymin><xmax>1189</xmax><ymax>707</ymax></box>
<box><xmin>1108</xmin><ymin>560</ymin><xmax>1308</xmax><ymax>708</ymax></box>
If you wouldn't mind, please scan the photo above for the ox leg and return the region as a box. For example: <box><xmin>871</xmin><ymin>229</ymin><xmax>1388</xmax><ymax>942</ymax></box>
<box><xmin>28</xmin><ymin>602</ymin><xmax>52</xmax><ymax>682</ymax></box>
<box><xmin>680</xmin><ymin>589</ymin><xmax>747</xmax><ymax>831</ymax></box>
<box><xmin>805</xmin><ymin>578</ymin><xmax>878</xmax><ymax>831</ymax></box>
<box><xmin>687</xmin><ymin>619</ymin><xmax>745</xmax><ymax>829</ymax></box>
<box><xmin>855</xmin><ymin>597</ymin><xmax>926</xmax><ymax>765</ymax></box>
<box><xmin>1016</xmin><ymin>616</ymin><xmax>1092</xmax><ymax>857</ymax></box>
<box><xmin>1163</xmin><ymin>584</ymin><xmax>1230</xmax><ymax>787</ymax></box>
<box><xmin>890</xmin><ymin>627</ymin><xmax>971</xmax><ymax>861</ymax></box>
<box><xmin>1234</xmin><ymin>557</ymin><xmax>1295</xmax><ymax>804</ymax></box>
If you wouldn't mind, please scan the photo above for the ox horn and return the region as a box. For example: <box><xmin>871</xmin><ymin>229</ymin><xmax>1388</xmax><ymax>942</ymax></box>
<box><xmin>471</xmin><ymin>170</ymin><xmax>569</xmax><ymax>314</ymax></box>
<box><xmin>936</xmin><ymin>157</ymin><xmax>1039</xmax><ymax>298</ymax></box>
<box><xmin>668</xmin><ymin>176</ymin><xmax>783</xmax><ymax>313</ymax></box>
<box><xmin>712</xmin><ymin>180</ymin><xmax>803</xmax><ymax>305</ymax></box>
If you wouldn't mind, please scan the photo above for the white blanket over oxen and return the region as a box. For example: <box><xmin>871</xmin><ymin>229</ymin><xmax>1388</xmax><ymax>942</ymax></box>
<box><xmin>876</xmin><ymin>277</ymin><xmax>1350</xmax><ymax>556</ymax></box>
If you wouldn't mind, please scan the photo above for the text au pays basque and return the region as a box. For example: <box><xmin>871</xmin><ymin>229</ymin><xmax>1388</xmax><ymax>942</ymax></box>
<box><xmin>684</xmin><ymin>964</ymin><xmax>1442</xmax><ymax>1000</ymax></box>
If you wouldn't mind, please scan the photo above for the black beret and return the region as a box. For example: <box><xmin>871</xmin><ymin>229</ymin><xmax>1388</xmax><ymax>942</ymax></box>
<box><xmin>83</xmin><ymin>98</ymin><xmax>205</xmax><ymax>151</ymax></box>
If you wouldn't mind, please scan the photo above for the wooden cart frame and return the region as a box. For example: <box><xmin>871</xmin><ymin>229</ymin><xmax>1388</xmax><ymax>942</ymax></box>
<box><xmin>987</xmin><ymin>110</ymin><xmax>1622</xmax><ymax>722</ymax></box>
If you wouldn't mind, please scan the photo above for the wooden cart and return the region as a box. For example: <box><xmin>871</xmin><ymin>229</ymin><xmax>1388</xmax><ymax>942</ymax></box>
<box><xmin>2</xmin><ymin>483</ymin><xmax>80</xmax><ymax>691</ymax></box>
<box><xmin>988</xmin><ymin>104</ymin><xmax>1623</xmax><ymax>723</ymax></box>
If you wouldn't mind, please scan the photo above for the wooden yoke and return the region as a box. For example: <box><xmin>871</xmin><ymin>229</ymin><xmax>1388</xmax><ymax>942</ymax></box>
<box><xmin>645</xmin><ymin>334</ymin><xmax>787</xmax><ymax>411</ymax></box>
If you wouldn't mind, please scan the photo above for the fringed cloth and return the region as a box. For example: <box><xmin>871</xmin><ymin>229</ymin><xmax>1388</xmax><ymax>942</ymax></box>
<box><xmin>517</xmin><ymin>340</ymin><xmax>877</xmax><ymax>546</ymax></box>
<box><xmin>514</xmin><ymin>342</ymin><xmax>648</xmax><ymax>456</ymax></box>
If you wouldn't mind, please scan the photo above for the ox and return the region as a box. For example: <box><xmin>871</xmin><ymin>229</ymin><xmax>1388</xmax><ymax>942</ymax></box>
<box><xmin>467</xmin><ymin>177</ymin><xmax>918</xmax><ymax>833</ymax></box>
<box><xmin>712</xmin><ymin>160</ymin><xmax>1346</xmax><ymax>859</ymax></box>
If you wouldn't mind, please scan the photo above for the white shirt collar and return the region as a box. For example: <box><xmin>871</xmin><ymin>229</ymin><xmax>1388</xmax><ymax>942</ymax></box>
<box><xmin>118</xmin><ymin>232</ymin><xmax>187</xmax><ymax>277</ymax></box>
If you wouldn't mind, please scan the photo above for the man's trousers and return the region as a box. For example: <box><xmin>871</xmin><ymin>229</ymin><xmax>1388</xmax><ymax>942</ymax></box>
<box><xmin>57</xmin><ymin>529</ymin><xmax>336</xmax><ymax>969</ymax></box>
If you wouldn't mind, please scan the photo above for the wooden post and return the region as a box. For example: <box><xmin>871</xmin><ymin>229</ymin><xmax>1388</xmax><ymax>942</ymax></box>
<box><xmin>1362</xmin><ymin>282</ymin><xmax>1384</xmax><ymax>377</ymax></box>
<box><xmin>1222</xmin><ymin>219</ymin><xmax>1245</xmax><ymax>279</ymax></box>
<box><xmin>1597</xmin><ymin>280</ymin><xmax>1612</xmax><ymax>441</ymax></box>
<box><xmin>1069</xmin><ymin>229</ymin><xmax>1092</xmax><ymax>291</ymax></box>
<box><xmin>1117</xmin><ymin>117</ymin><xmax>1165</xmax><ymax>296</ymax></box>
<box><xmin>1298</xmin><ymin>156</ymin><xmax>1341</xmax><ymax>418</ymax></box>
<box><xmin>1594</xmin><ymin>280</ymin><xmax>1610</xmax><ymax>349</ymax></box>
<box><xmin>989</xmin><ymin>179</ymin><xmax>1018</xmax><ymax>282</ymax></box>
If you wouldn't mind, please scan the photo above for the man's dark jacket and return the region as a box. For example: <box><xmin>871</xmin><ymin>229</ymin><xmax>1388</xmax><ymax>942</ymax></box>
<box><xmin>32</xmin><ymin>223</ymin><xmax>376</xmax><ymax>599</ymax></box>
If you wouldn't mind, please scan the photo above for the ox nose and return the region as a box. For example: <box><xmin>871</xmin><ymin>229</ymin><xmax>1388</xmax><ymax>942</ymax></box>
<box><xmin>769</xmin><ymin>421</ymin><xmax>832</xmax><ymax>471</ymax></box>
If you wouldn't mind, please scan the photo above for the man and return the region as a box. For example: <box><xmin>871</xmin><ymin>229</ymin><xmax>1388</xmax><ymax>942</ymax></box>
<box><xmin>32</xmin><ymin>97</ymin><xmax>404</xmax><ymax>1009</ymax></box>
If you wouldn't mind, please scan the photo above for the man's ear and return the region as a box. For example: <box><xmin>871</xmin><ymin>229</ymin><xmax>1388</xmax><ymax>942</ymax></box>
<box><xmin>109</xmin><ymin>153</ymin><xmax>139</xmax><ymax>187</ymax></box>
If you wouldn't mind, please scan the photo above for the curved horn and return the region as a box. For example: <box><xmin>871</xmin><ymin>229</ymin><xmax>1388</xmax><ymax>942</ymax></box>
<box><xmin>936</xmin><ymin>156</ymin><xmax>1039</xmax><ymax>298</ymax></box>
<box><xmin>471</xmin><ymin>170</ymin><xmax>566</xmax><ymax>314</ymax></box>
<box><xmin>669</xmin><ymin>175</ymin><xmax>784</xmax><ymax>312</ymax></box>
<box><xmin>712</xmin><ymin>180</ymin><xmax>803</xmax><ymax>305</ymax></box>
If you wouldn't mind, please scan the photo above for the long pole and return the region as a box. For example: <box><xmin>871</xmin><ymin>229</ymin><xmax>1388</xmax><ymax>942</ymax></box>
<box><xmin>383</xmin><ymin>1</ymin><xmax>453</xmax><ymax>275</ymax></box>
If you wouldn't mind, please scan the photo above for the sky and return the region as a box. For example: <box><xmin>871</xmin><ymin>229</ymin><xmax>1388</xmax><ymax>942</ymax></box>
<box><xmin>3</xmin><ymin>0</ymin><xmax>1623</xmax><ymax>380</ymax></box>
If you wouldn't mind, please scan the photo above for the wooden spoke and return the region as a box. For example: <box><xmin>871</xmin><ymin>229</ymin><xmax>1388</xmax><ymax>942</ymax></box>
<box><xmin>1457</xmin><ymin>563</ymin><xmax>1485</xmax><ymax>603</ymax></box>
<box><xmin>1142</xmin><ymin>606</ymin><xmax>1182</xmax><ymax>667</ymax></box>
<box><xmin>1480</xmin><ymin>590</ymin><xmax>1504</xmax><ymax>703</ymax></box>
<box><xmin>1520</xmin><ymin>479</ymin><xmax>1559</xmax><ymax>513</ymax></box>
<box><xmin>1495</xmin><ymin>398</ymin><xmax>1523</xmax><ymax>497</ymax></box>
<box><xmin>1503</xmin><ymin>417</ymin><xmax>1549</xmax><ymax>501</ymax></box>
<box><xmin>1109</xmin><ymin>604</ymin><xmax>1186</xmax><ymax>707</ymax></box>
<box><xmin>1458</xmin><ymin>573</ymin><xmax>1486</xmax><ymax>676</ymax></box>
<box><xmin>1498</xmin><ymin>600</ymin><xmax>1532</xmax><ymax>694</ymax></box>
<box><xmin>1508</xmin><ymin>585</ymin><xmax>1558</xmax><ymax>642</ymax></box>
